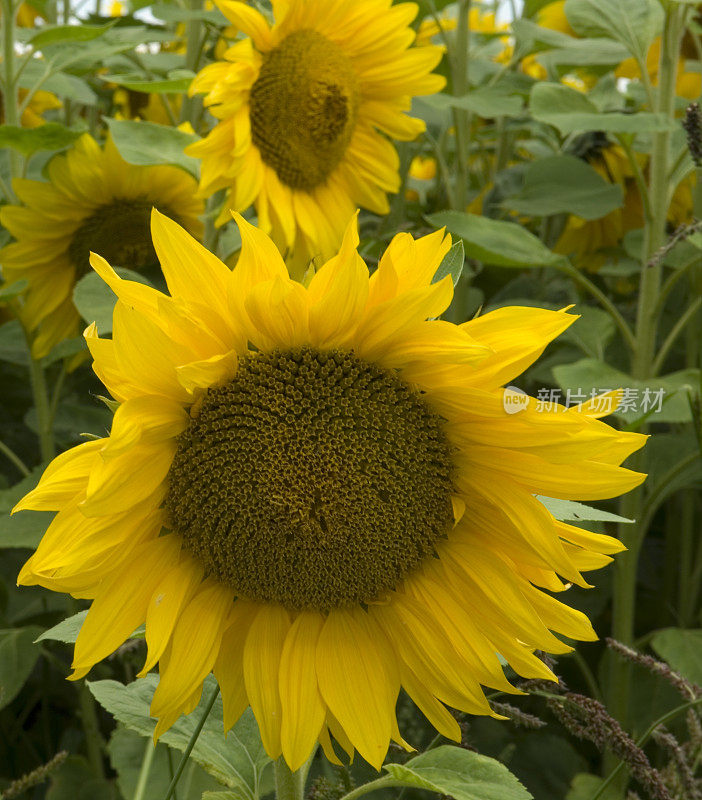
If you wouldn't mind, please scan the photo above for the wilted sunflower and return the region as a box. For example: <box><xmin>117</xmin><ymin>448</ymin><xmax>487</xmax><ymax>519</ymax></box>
<box><xmin>186</xmin><ymin>0</ymin><xmax>445</xmax><ymax>261</ymax></box>
<box><xmin>0</xmin><ymin>133</ymin><xmax>203</xmax><ymax>358</ymax></box>
<box><xmin>15</xmin><ymin>212</ymin><xmax>646</xmax><ymax>770</ymax></box>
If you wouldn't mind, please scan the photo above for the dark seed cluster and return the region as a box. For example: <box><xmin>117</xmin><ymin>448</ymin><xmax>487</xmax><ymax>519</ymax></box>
<box><xmin>68</xmin><ymin>199</ymin><xmax>169</xmax><ymax>275</ymax></box>
<box><xmin>165</xmin><ymin>347</ymin><xmax>455</xmax><ymax>611</ymax></box>
<box><xmin>249</xmin><ymin>30</ymin><xmax>359</xmax><ymax>191</ymax></box>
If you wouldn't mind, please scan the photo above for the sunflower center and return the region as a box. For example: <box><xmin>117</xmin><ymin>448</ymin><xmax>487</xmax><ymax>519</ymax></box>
<box><xmin>249</xmin><ymin>29</ymin><xmax>359</xmax><ymax>191</ymax></box>
<box><xmin>68</xmin><ymin>200</ymin><xmax>168</xmax><ymax>276</ymax></box>
<box><xmin>165</xmin><ymin>347</ymin><xmax>455</xmax><ymax>611</ymax></box>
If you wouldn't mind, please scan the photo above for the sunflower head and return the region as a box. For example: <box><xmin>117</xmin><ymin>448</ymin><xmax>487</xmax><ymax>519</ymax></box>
<box><xmin>15</xmin><ymin>210</ymin><xmax>646</xmax><ymax>770</ymax></box>
<box><xmin>0</xmin><ymin>133</ymin><xmax>203</xmax><ymax>358</ymax></box>
<box><xmin>186</xmin><ymin>0</ymin><xmax>445</xmax><ymax>261</ymax></box>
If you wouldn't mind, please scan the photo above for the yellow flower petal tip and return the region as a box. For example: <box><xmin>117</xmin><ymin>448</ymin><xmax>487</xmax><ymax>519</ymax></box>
<box><xmin>13</xmin><ymin>214</ymin><xmax>646</xmax><ymax>769</ymax></box>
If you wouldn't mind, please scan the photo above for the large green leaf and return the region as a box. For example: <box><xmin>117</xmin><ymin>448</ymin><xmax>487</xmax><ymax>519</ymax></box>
<box><xmin>101</xmin><ymin>69</ymin><xmax>195</xmax><ymax>94</ymax></box>
<box><xmin>504</xmin><ymin>156</ymin><xmax>623</xmax><ymax>219</ymax></box>
<box><xmin>530</xmin><ymin>84</ymin><xmax>675</xmax><ymax>135</ymax></box>
<box><xmin>423</xmin><ymin>86</ymin><xmax>523</xmax><ymax>118</ymax></box>
<box><xmin>89</xmin><ymin>675</ymin><xmax>273</xmax><ymax>798</ymax></box>
<box><xmin>0</xmin><ymin>625</ymin><xmax>44</xmax><ymax>710</ymax></box>
<box><xmin>0</xmin><ymin>124</ymin><xmax>84</xmax><ymax>157</ymax></box>
<box><xmin>564</xmin><ymin>0</ymin><xmax>664</xmax><ymax>62</ymax></box>
<box><xmin>384</xmin><ymin>746</ymin><xmax>533</xmax><ymax>800</ymax></box>
<box><xmin>651</xmin><ymin>628</ymin><xmax>702</xmax><ymax>685</ymax></box>
<box><xmin>104</xmin><ymin>118</ymin><xmax>199</xmax><ymax>176</ymax></box>
<box><xmin>433</xmin><ymin>241</ymin><xmax>465</xmax><ymax>286</ymax></box>
<box><xmin>426</xmin><ymin>211</ymin><xmax>566</xmax><ymax>269</ymax></box>
<box><xmin>0</xmin><ymin>509</ymin><xmax>53</xmax><ymax>549</ymax></box>
<box><xmin>29</xmin><ymin>20</ymin><xmax>116</xmax><ymax>47</ymax></box>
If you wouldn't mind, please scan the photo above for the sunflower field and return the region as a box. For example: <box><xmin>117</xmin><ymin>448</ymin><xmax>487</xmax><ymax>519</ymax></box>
<box><xmin>0</xmin><ymin>0</ymin><xmax>701</xmax><ymax>798</ymax></box>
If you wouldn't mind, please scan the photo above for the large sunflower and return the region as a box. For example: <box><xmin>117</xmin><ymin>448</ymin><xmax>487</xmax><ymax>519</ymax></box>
<box><xmin>0</xmin><ymin>134</ymin><xmax>203</xmax><ymax>358</ymax></box>
<box><xmin>15</xmin><ymin>212</ymin><xmax>646</xmax><ymax>770</ymax></box>
<box><xmin>186</xmin><ymin>0</ymin><xmax>445</xmax><ymax>263</ymax></box>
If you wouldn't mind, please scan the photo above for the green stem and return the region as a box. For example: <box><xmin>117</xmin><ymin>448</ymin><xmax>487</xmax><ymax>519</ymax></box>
<box><xmin>27</xmin><ymin>355</ymin><xmax>55</xmax><ymax>462</ymax></box>
<box><xmin>590</xmin><ymin>696</ymin><xmax>702</xmax><ymax>800</ymax></box>
<box><xmin>78</xmin><ymin>682</ymin><xmax>105</xmax><ymax>778</ymax></box>
<box><xmin>608</xmin><ymin>6</ymin><xmax>685</xmax><ymax>747</ymax></box>
<box><xmin>616</xmin><ymin>135</ymin><xmax>653</xmax><ymax>225</ymax></box>
<box><xmin>651</xmin><ymin>296</ymin><xmax>702</xmax><ymax>375</ymax></box>
<box><xmin>557</xmin><ymin>262</ymin><xmax>637</xmax><ymax>352</ymax></box>
<box><xmin>133</xmin><ymin>739</ymin><xmax>156</xmax><ymax>800</ymax></box>
<box><xmin>0</xmin><ymin>439</ymin><xmax>30</xmax><ymax>476</ymax></box>
<box><xmin>338</xmin><ymin>776</ymin><xmax>404</xmax><ymax>800</ymax></box>
<box><xmin>273</xmin><ymin>758</ymin><xmax>306</xmax><ymax>800</ymax></box>
<box><xmin>1</xmin><ymin>0</ymin><xmax>23</xmax><ymax>185</ymax></box>
<box><xmin>180</xmin><ymin>0</ymin><xmax>204</xmax><ymax>127</ymax></box>
<box><xmin>450</xmin><ymin>0</ymin><xmax>471</xmax><ymax>211</ymax></box>
<box><xmin>161</xmin><ymin>687</ymin><xmax>219</xmax><ymax>800</ymax></box>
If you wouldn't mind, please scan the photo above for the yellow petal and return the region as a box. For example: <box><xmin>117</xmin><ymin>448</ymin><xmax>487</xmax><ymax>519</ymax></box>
<box><xmin>13</xmin><ymin>439</ymin><xmax>104</xmax><ymax>512</ymax></box>
<box><xmin>244</xmin><ymin>277</ymin><xmax>310</xmax><ymax>349</ymax></box>
<box><xmin>279</xmin><ymin>611</ymin><xmax>326</xmax><ymax>770</ymax></box>
<box><xmin>215</xmin><ymin>600</ymin><xmax>258</xmax><ymax>731</ymax></box>
<box><xmin>243</xmin><ymin>604</ymin><xmax>290</xmax><ymax>759</ymax></box>
<box><xmin>176</xmin><ymin>351</ymin><xmax>238</xmax><ymax>394</ymax></box>
<box><xmin>316</xmin><ymin>607</ymin><xmax>398</xmax><ymax>770</ymax></box>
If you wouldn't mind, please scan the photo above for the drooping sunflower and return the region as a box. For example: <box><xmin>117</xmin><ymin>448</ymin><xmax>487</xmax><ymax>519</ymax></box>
<box><xmin>15</xmin><ymin>211</ymin><xmax>646</xmax><ymax>770</ymax></box>
<box><xmin>186</xmin><ymin>0</ymin><xmax>445</xmax><ymax>262</ymax></box>
<box><xmin>0</xmin><ymin>133</ymin><xmax>203</xmax><ymax>358</ymax></box>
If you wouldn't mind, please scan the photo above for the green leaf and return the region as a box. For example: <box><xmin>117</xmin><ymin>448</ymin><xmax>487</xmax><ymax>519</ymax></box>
<box><xmin>504</xmin><ymin>156</ymin><xmax>623</xmax><ymax>220</ymax></box>
<box><xmin>0</xmin><ymin>320</ymin><xmax>29</xmax><ymax>366</ymax></box>
<box><xmin>108</xmin><ymin>726</ymin><xmax>222</xmax><ymax>800</ymax></box>
<box><xmin>101</xmin><ymin>69</ymin><xmax>195</xmax><ymax>94</ymax></box>
<box><xmin>36</xmin><ymin>611</ymin><xmax>88</xmax><ymax>644</ymax></box>
<box><xmin>567</xmin><ymin>773</ymin><xmax>620</xmax><ymax>800</ymax></box>
<box><xmin>0</xmin><ymin>278</ymin><xmax>28</xmax><ymax>300</ymax></box>
<box><xmin>104</xmin><ymin>118</ymin><xmax>199</xmax><ymax>176</ymax></box>
<box><xmin>42</xmin><ymin>336</ymin><xmax>87</xmax><ymax>367</ymax></box>
<box><xmin>564</xmin><ymin>0</ymin><xmax>664</xmax><ymax>62</ymax></box>
<box><xmin>560</xmin><ymin>306</ymin><xmax>616</xmax><ymax>359</ymax></box>
<box><xmin>426</xmin><ymin>211</ymin><xmax>566</xmax><ymax>269</ymax></box>
<box><xmin>151</xmin><ymin>3</ymin><xmax>228</xmax><ymax>23</ymax></box>
<box><xmin>0</xmin><ymin>509</ymin><xmax>53</xmax><ymax>548</ymax></box>
<box><xmin>651</xmin><ymin>628</ymin><xmax>702</xmax><ymax>685</ymax></box>
<box><xmin>0</xmin><ymin>626</ymin><xmax>44</xmax><ymax>710</ymax></box>
<box><xmin>73</xmin><ymin>268</ymin><xmax>152</xmax><ymax>335</ymax></box>
<box><xmin>537</xmin><ymin>497</ymin><xmax>633</xmax><ymax>523</ymax></box>
<box><xmin>384</xmin><ymin>746</ymin><xmax>533</xmax><ymax>800</ymax></box>
<box><xmin>18</xmin><ymin>61</ymin><xmax>97</xmax><ymax>105</ymax></box>
<box><xmin>29</xmin><ymin>20</ymin><xmax>116</xmax><ymax>46</ymax></box>
<box><xmin>88</xmin><ymin>675</ymin><xmax>273</xmax><ymax>797</ymax></box>
<box><xmin>552</xmin><ymin>358</ymin><xmax>700</xmax><ymax>424</ymax></box>
<box><xmin>433</xmin><ymin>241</ymin><xmax>465</xmax><ymax>286</ymax></box>
<box><xmin>424</xmin><ymin>86</ymin><xmax>523</xmax><ymax>118</ymax></box>
<box><xmin>530</xmin><ymin>83</ymin><xmax>676</xmax><ymax>135</ymax></box>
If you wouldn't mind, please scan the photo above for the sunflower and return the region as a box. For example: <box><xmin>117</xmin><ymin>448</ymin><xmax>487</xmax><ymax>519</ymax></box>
<box><xmin>15</xmin><ymin>212</ymin><xmax>646</xmax><ymax>770</ymax></box>
<box><xmin>0</xmin><ymin>133</ymin><xmax>203</xmax><ymax>359</ymax></box>
<box><xmin>186</xmin><ymin>0</ymin><xmax>445</xmax><ymax>263</ymax></box>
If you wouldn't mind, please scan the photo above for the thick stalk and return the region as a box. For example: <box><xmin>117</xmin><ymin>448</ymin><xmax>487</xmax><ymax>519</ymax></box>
<box><xmin>450</xmin><ymin>0</ymin><xmax>471</xmax><ymax>211</ymax></box>
<box><xmin>27</xmin><ymin>354</ymin><xmax>55</xmax><ymax>462</ymax></box>
<box><xmin>133</xmin><ymin>739</ymin><xmax>156</xmax><ymax>800</ymax></box>
<box><xmin>274</xmin><ymin>758</ymin><xmax>307</xmax><ymax>800</ymax></box>
<box><xmin>180</xmin><ymin>0</ymin><xmax>204</xmax><ymax>127</ymax></box>
<box><xmin>606</xmin><ymin>5</ymin><xmax>685</xmax><ymax>785</ymax></box>
<box><xmin>1</xmin><ymin>0</ymin><xmax>23</xmax><ymax>185</ymax></box>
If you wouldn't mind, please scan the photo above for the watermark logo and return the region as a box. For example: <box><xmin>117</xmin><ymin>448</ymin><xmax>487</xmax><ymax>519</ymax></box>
<box><xmin>503</xmin><ymin>386</ymin><xmax>529</xmax><ymax>414</ymax></box>
<box><xmin>502</xmin><ymin>386</ymin><xmax>667</xmax><ymax>415</ymax></box>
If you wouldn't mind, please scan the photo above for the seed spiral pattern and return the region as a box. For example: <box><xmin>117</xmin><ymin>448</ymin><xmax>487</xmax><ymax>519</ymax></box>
<box><xmin>68</xmin><ymin>200</ymin><xmax>169</xmax><ymax>275</ymax></box>
<box><xmin>249</xmin><ymin>30</ymin><xmax>359</xmax><ymax>191</ymax></box>
<box><xmin>165</xmin><ymin>347</ymin><xmax>455</xmax><ymax>610</ymax></box>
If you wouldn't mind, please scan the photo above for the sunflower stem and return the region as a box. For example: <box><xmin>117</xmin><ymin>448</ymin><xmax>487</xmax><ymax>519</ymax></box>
<box><xmin>274</xmin><ymin>758</ymin><xmax>308</xmax><ymax>800</ymax></box>
<box><xmin>132</xmin><ymin>738</ymin><xmax>156</xmax><ymax>800</ymax></box>
<box><xmin>607</xmin><ymin>3</ymin><xmax>686</xmax><ymax>787</ymax></box>
<box><xmin>450</xmin><ymin>0</ymin><xmax>471</xmax><ymax>211</ymax></box>
<box><xmin>0</xmin><ymin>439</ymin><xmax>31</xmax><ymax>477</ymax></box>
<box><xmin>338</xmin><ymin>776</ymin><xmax>404</xmax><ymax>800</ymax></box>
<box><xmin>77</xmin><ymin>682</ymin><xmax>105</xmax><ymax>778</ymax></box>
<box><xmin>161</xmin><ymin>686</ymin><xmax>219</xmax><ymax>800</ymax></box>
<box><xmin>1</xmin><ymin>0</ymin><xmax>23</xmax><ymax>185</ymax></box>
<box><xmin>27</xmin><ymin>354</ymin><xmax>55</xmax><ymax>463</ymax></box>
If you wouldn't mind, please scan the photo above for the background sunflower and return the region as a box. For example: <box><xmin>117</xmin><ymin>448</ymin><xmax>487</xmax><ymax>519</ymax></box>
<box><xmin>186</xmin><ymin>0</ymin><xmax>445</xmax><ymax>263</ymax></box>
